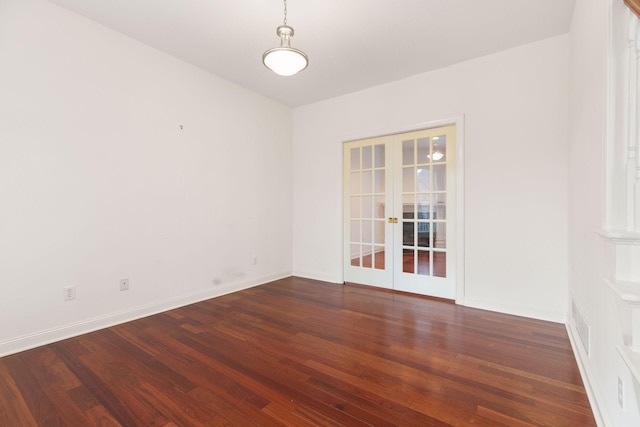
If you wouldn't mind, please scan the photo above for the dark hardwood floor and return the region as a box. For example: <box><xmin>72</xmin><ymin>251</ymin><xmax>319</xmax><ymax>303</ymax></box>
<box><xmin>0</xmin><ymin>277</ymin><xmax>595</xmax><ymax>426</ymax></box>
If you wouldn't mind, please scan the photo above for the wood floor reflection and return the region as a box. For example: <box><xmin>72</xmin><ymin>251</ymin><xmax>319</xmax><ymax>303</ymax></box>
<box><xmin>0</xmin><ymin>277</ymin><xmax>596</xmax><ymax>426</ymax></box>
<box><xmin>355</xmin><ymin>250</ymin><xmax>446</xmax><ymax>277</ymax></box>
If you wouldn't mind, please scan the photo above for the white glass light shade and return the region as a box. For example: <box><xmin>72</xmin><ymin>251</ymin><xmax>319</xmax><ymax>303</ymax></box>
<box><xmin>263</xmin><ymin>48</ymin><xmax>308</xmax><ymax>76</ymax></box>
<box><xmin>432</xmin><ymin>151</ymin><xmax>444</xmax><ymax>161</ymax></box>
<box><xmin>263</xmin><ymin>25</ymin><xmax>308</xmax><ymax>76</ymax></box>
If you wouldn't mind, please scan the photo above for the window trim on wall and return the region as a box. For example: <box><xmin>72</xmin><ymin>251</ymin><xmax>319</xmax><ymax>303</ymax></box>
<box><xmin>606</xmin><ymin>1</ymin><xmax>640</xmax><ymax>232</ymax></box>
<box><xmin>624</xmin><ymin>9</ymin><xmax>640</xmax><ymax>232</ymax></box>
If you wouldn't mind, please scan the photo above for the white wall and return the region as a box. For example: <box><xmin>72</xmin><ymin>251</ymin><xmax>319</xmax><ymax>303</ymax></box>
<box><xmin>292</xmin><ymin>35</ymin><xmax>570</xmax><ymax>321</ymax></box>
<box><xmin>0</xmin><ymin>0</ymin><xmax>293</xmax><ymax>355</ymax></box>
<box><xmin>567</xmin><ymin>0</ymin><xmax>640</xmax><ymax>425</ymax></box>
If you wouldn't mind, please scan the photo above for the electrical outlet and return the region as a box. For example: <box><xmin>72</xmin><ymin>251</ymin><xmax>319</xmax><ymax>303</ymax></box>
<box><xmin>119</xmin><ymin>278</ymin><xmax>130</xmax><ymax>291</ymax></box>
<box><xmin>64</xmin><ymin>286</ymin><xmax>76</xmax><ymax>301</ymax></box>
<box><xmin>252</xmin><ymin>255</ymin><xmax>257</xmax><ymax>265</ymax></box>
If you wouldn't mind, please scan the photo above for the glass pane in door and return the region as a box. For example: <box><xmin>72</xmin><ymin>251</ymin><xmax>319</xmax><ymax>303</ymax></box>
<box><xmin>433</xmin><ymin>165</ymin><xmax>446</xmax><ymax>191</ymax></box>
<box><xmin>363</xmin><ymin>146</ymin><xmax>372</xmax><ymax>169</ymax></box>
<box><xmin>347</xmin><ymin>141</ymin><xmax>388</xmax><ymax>274</ymax></box>
<box><xmin>432</xmin><ymin>135</ymin><xmax>447</xmax><ymax>162</ymax></box>
<box><xmin>433</xmin><ymin>251</ymin><xmax>446</xmax><ymax>277</ymax></box>
<box><xmin>434</xmin><ymin>193</ymin><xmax>446</xmax><ymax>219</ymax></box>
<box><xmin>417</xmin><ymin>250</ymin><xmax>431</xmax><ymax>275</ymax></box>
<box><xmin>400</xmin><ymin>134</ymin><xmax>448</xmax><ymax>279</ymax></box>
<box><xmin>417</xmin><ymin>138</ymin><xmax>430</xmax><ymax>163</ymax></box>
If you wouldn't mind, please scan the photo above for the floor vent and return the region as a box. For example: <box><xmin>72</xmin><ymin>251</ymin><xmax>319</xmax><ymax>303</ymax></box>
<box><xmin>572</xmin><ymin>300</ymin><xmax>591</xmax><ymax>357</ymax></box>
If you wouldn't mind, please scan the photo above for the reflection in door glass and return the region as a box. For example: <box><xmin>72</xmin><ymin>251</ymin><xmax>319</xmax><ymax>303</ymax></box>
<box><xmin>350</xmin><ymin>172</ymin><xmax>361</xmax><ymax>194</ymax></box>
<box><xmin>433</xmin><ymin>222</ymin><xmax>446</xmax><ymax>249</ymax></box>
<box><xmin>403</xmin><ymin>220</ymin><xmax>415</xmax><ymax>247</ymax></box>
<box><xmin>374</xmin><ymin>250</ymin><xmax>385</xmax><ymax>270</ymax></box>
<box><xmin>416</xmin><ymin>222</ymin><xmax>430</xmax><ymax>249</ymax></box>
<box><xmin>417</xmin><ymin>138</ymin><xmax>430</xmax><ymax>163</ymax></box>
<box><xmin>434</xmin><ymin>252</ymin><xmax>446</xmax><ymax>277</ymax></box>
<box><xmin>374</xmin><ymin>195</ymin><xmax>385</xmax><ymax>218</ymax></box>
<box><xmin>434</xmin><ymin>193</ymin><xmax>446</xmax><ymax>219</ymax></box>
<box><xmin>350</xmin><ymin>220</ymin><xmax>360</xmax><ymax>242</ymax></box>
<box><xmin>362</xmin><ymin>195</ymin><xmax>373</xmax><ymax>218</ymax></box>
<box><xmin>362</xmin><ymin>220</ymin><xmax>373</xmax><ymax>244</ymax></box>
<box><xmin>351</xmin><ymin>147</ymin><xmax>360</xmax><ymax>170</ymax></box>
<box><xmin>402</xmin><ymin>140</ymin><xmax>414</xmax><ymax>165</ymax></box>
<box><xmin>363</xmin><ymin>146</ymin><xmax>372</xmax><ymax>169</ymax></box>
<box><xmin>417</xmin><ymin>194</ymin><xmax>430</xmax><ymax>217</ymax></box>
<box><xmin>417</xmin><ymin>250</ymin><xmax>431</xmax><ymax>275</ymax></box>
<box><xmin>374</xmin><ymin>170</ymin><xmax>385</xmax><ymax>193</ymax></box>
<box><xmin>362</xmin><ymin>171</ymin><xmax>373</xmax><ymax>194</ymax></box>
<box><xmin>402</xmin><ymin>249</ymin><xmax>414</xmax><ymax>273</ymax></box>
<box><xmin>401</xmin><ymin>131</ymin><xmax>448</xmax><ymax>279</ymax></box>
<box><xmin>350</xmin><ymin>244</ymin><xmax>360</xmax><ymax>266</ymax></box>
<box><xmin>374</xmin><ymin>220</ymin><xmax>385</xmax><ymax>244</ymax></box>
<box><xmin>403</xmin><ymin>194</ymin><xmax>414</xmax><ymax>216</ymax></box>
<box><xmin>363</xmin><ymin>246</ymin><xmax>374</xmax><ymax>268</ymax></box>
<box><xmin>348</xmin><ymin>139</ymin><xmax>389</xmax><ymax>274</ymax></box>
<box><xmin>417</xmin><ymin>167</ymin><xmax>430</xmax><ymax>192</ymax></box>
<box><xmin>433</xmin><ymin>165</ymin><xmax>446</xmax><ymax>191</ymax></box>
<box><xmin>350</xmin><ymin>196</ymin><xmax>360</xmax><ymax>218</ymax></box>
<box><xmin>374</xmin><ymin>144</ymin><xmax>385</xmax><ymax>168</ymax></box>
<box><xmin>432</xmin><ymin>136</ymin><xmax>447</xmax><ymax>162</ymax></box>
<box><xmin>403</xmin><ymin>167</ymin><xmax>415</xmax><ymax>192</ymax></box>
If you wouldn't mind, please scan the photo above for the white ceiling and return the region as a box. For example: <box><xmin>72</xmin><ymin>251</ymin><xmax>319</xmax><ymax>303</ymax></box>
<box><xmin>49</xmin><ymin>0</ymin><xmax>576</xmax><ymax>107</ymax></box>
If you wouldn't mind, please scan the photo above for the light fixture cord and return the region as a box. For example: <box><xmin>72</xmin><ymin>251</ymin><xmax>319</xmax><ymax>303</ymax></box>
<box><xmin>283</xmin><ymin>0</ymin><xmax>288</xmax><ymax>25</ymax></box>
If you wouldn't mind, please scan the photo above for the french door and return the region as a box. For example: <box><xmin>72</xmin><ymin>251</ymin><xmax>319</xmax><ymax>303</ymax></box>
<box><xmin>343</xmin><ymin>125</ymin><xmax>456</xmax><ymax>299</ymax></box>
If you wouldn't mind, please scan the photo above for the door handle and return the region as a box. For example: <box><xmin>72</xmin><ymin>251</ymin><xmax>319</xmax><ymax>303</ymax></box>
<box><xmin>388</xmin><ymin>217</ymin><xmax>398</xmax><ymax>224</ymax></box>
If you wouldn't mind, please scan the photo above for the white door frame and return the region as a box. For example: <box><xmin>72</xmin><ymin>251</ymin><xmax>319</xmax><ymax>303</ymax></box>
<box><xmin>341</xmin><ymin>116</ymin><xmax>465</xmax><ymax>304</ymax></box>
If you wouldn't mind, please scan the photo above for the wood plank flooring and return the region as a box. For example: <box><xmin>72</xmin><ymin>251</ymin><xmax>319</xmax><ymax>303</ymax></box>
<box><xmin>0</xmin><ymin>277</ymin><xmax>595</xmax><ymax>426</ymax></box>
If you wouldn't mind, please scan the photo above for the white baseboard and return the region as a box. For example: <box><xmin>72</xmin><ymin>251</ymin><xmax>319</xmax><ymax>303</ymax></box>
<box><xmin>0</xmin><ymin>271</ymin><xmax>291</xmax><ymax>357</ymax></box>
<box><xmin>291</xmin><ymin>270</ymin><xmax>343</xmax><ymax>284</ymax></box>
<box><xmin>566</xmin><ymin>323</ymin><xmax>610</xmax><ymax>427</ymax></box>
<box><xmin>461</xmin><ymin>297</ymin><xmax>566</xmax><ymax>323</ymax></box>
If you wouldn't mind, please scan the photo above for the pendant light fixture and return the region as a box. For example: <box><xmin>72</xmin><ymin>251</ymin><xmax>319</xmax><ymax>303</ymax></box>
<box><xmin>430</xmin><ymin>137</ymin><xmax>444</xmax><ymax>161</ymax></box>
<box><xmin>431</xmin><ymin>150</ymin><xmax>444</xmax><ymax>161</ymax></box>
<box><xmin>262</xmin><ymin>0</ymin><xmax>308</xmax><ymax>76</ymax></box>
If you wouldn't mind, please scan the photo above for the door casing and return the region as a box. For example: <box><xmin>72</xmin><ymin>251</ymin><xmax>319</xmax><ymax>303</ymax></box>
<box><xmin>341</xmin><ymin>118</ymin><xmax>465</xmax><ymax>303</ymax></box>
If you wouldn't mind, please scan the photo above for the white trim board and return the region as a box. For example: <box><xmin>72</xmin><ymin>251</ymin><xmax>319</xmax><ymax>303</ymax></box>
<box><xmin>291</xmin><ymin>270</ymin><xmax>343</xmax><ymax>285</ymax></box>
<box><xmin>567</xmin><ymin>323</ymin><xmax>610</xmax><ymax>427</ymax></box>
<box><xmin>0</xmin><ymin>271</ymin><xmax>291</xmax><ymax>358</ymax></box>
<box><xmin>461</xmin><ymin>297</ymin><xmax>567</xmax><ymax>324</ymax></box>
<box><xmin>341</xmin><ymin>115</ymin><xmax>466</xmax><ymax>302</ymax></box>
